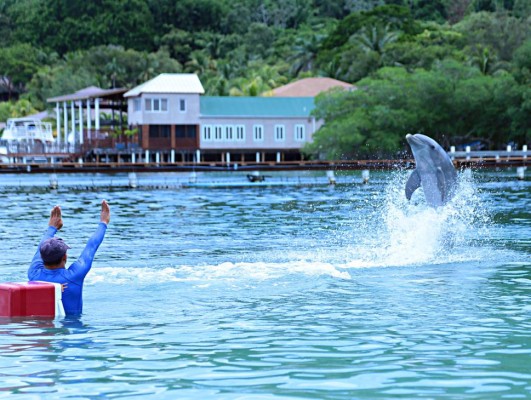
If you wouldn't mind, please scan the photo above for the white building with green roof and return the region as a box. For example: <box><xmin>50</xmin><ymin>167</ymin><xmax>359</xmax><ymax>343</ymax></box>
<box><xmin>125</xmin><ymin>73</ymin><xmax>322</xmax><ymax>162</ymax></box>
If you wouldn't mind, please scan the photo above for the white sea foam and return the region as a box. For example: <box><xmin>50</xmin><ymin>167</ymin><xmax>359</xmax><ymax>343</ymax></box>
<box><xmin>87</xmin><ymin>260</ymin><xmax>351</xmax><ymax>285</ymax></box>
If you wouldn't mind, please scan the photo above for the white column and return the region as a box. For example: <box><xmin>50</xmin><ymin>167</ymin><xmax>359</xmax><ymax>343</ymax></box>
<box><xmin>195</xmin><ymin>149</ymin><xmax>201</xmax><ymax>163</ymax></box>
<box><xmin>256</xmin><ymin>152</ymin><xmax>260</xmax><ymax>162</ymax></box>
<box><xmin>156</xmin><ymin>152</ymin><xmax>160</xmax><ymax>164</ymax></box>
<box><xmin>170</xmin><ymin>149</ymin><xmax>175</xmax><ymax>163</ymax></box>
<box><xmin>87</xmin><ymin>99</ymin><xmax>91</xmax><ymax>137</ymax></box>
<box><xmin>78</xmin><ymin>101</ymin><xmax>83</xmax><ymax>145</ymax></box>
<box><xmin>71</xmin><ymin>101</ymin><xmax>75</xmax><ymax>145</ymax></box>
<box><xmin>63</xmin><ymin>102</ymin><xmax>68</xmax><ymax>146</ymax></box>
<box><xmin>95</xmin><ymin>98</ymin><xmax>100</xmax><ymax>130</ymax></box>
<box><xmin>226</xmin><ymin>152</ymin><xmax>231</xmax><ymax>163</ymax></box>
<box><xmin>132</xmin><ymin>152</ymin><xmax>136</xmax><ymax>163</ymax></box>
<box><xmin>276</xmin><ymin>152</ymin><xmax>281</xmax><ymax>162</ymax></box>
<box><xmin>55</xmin><ymin>103</ymin><xmax>61</xmax><ymax>145</ymax></box>
<box><xmin>145</xmin><ymin>149</ymin><xmax>150</xmax><ymax>163</ymax></box>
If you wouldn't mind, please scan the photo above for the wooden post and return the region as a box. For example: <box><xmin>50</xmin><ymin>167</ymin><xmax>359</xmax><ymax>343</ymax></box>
<box><xmin>171</xmin><ymin>125</ymin><xmax>176</xmax><ymax>149</ymax></box>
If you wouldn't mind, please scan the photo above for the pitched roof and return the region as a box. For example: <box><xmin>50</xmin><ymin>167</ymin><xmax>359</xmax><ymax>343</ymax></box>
<box><xmin>269</xmin><ymin>77</ymin><xmax>354</xmax><ymax>97</ymax></box>
<box><xmin>47</xmin><ymin>87</ymin><xmax>128</xmax><ymax>102</ymax></box>
<box><xmin>124</xmin><ymin>73</ymin><xmax>205</xmax><ymax>97</ymax></box>
<box><xmin>200</xmin><ymin>97</ymin><xmax>315</xmax><ymax>117</ymax></box>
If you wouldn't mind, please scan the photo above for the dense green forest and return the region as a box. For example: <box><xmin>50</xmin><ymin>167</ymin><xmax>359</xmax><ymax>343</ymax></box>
<box><xmin>0</xmin><ymin>0</ymin><xmax>529</xmax><ymax>158</ymax></box>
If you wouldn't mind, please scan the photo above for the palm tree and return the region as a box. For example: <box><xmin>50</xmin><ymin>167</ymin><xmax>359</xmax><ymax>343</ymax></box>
<box><xmin>350</xmin><ymin>23</ymin><xmax>399</xmax><ymax>55</ymax></box>
<box><xmin>136</xmin><ymin>53</ymin><xmax>158</xmax><ymax>85</ymax></box>
<box><xmin>229</xmin><ymin>76</ymin><xmax>271</xmax><ymax>96</ymax></box>
<box><xmin>104</xmin><ymin>57</ymin><xmax>125</xmax><ymax>88</ymax></box>
<box><xmin>467</xmin><ymin>46</ymin><xmax>509</xmax><ymax>75</ymax></box>
<box><xmin>288</xmin><ymin>33</ymin><xmax>325</xmax><ymax>77</ymax></box>
<box><xmin>184</xmin><ymin>50</ymin><xmax>217</xmax><ymax>76</ymax></box>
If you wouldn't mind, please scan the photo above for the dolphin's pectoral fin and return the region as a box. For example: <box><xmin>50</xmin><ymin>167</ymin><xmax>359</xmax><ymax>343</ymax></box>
<box><xmin>436</xmin><ymin>167</ymin><xmax>447</xmax><ymax>203</ymax></box>
<box><xmin>405</xmin><ymin>170</ymin><xmax>421</xmax><ymax>200</ymax></box>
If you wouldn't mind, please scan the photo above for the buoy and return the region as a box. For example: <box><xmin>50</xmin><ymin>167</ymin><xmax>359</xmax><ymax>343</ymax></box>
<box><xmin>326</xmin><ymin>170</ymin><xmax>336</xmax><ymax>185</ymax></box>
<box><xmin>128</xmin><ymin>172</ymin><xmax>138</xmax><ymax>188</ymax></box>
<box><xmin>362</xmin><ymin>170</ymin><xmax>370</xmax><ymax>184</ymax></box>
<box><xmin>0</xmin><ymin>281</ymin><xmax>64</xmax><ymax>318</ymax></box>
<box><xmin>516</xmin><ymin>167</ymin><xmax>526</xmax><ymax>181</ymax></box>
<box><xmin>189</xmin><ymin>171</ymin><xmax>197</xmax><ymax>183</ymax></box>
<box><xmin>49</xmin><ymin>173</ymin><xmax>58</xmax><ymax>189</ymax></box>
<box><xmin>247</xmin><ymin>171</ymin><xmax>265</xmax><ymax>182</ymax></box>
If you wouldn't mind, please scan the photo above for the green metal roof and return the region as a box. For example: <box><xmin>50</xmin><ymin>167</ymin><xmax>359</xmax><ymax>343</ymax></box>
<box><xmin>200</xmin><ymin>97</ymin><xmax>315</xmax><ymax>117</ymax></box>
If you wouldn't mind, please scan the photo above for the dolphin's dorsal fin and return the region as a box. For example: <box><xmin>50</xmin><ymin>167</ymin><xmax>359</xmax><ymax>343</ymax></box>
<box><xmin>405</xmin><ymin>169</ymin><xmax>421</xmax><ymax>200</ymax></box>
<box><xmin>436</xmin><ymin>167</ymin><xmax>447</xmax><ymax>203</ymax></box>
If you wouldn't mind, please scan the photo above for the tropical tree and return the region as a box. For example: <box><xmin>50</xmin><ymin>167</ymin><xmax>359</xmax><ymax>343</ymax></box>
<box><xmin>305</xmin><ymin>61</ymin><xmax>528</xmax><ymax>159</ymax></box>
<box><xmin>288</xmin><ymin>31</ymin><xmax>326</xmax><ymax>76</ymax></box>
<box><xmin>184</xmin><ymin>50</ymin><xmax>217</xmax><ymax>76</ymax></box>
<box><xmin>467</xmin><ymin>46</ymin><xmax>508</xmax><ymax>75</ymax></box>
<box><xmin>349</xmin><ymin>22</ymin><xmax>399</xmax><ymax>60</ymax></box>
<box><xmin>454</xmin><ymin>11</ymin><xmax>530</xmax><ymax>61</ymax></box>
<box><xmin>511</xmin><ymin>39</ymin><xmax>531</xmax><ymax>84</ymax></box>
<box><xmin>0</xmin><ymin>99</ymin><xmax>38</xmax><ymax>122</ymax></box>
<box><xmin>0</xmin><ymin>43</ymin><xmax>43</xmax><ymax>100</ymax></box>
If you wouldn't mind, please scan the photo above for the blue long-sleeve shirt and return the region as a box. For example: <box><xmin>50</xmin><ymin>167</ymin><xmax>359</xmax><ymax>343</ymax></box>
<box><xmin>28</xmin><ymin>223</ymin><xmax>107</xmax><ymax>315</ymax></box>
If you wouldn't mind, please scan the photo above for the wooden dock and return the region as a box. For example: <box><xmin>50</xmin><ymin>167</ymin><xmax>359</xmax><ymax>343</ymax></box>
<box><xmin>0</xmin><ymin>156</ymin><xmax>528</xmax><ymax>174</ymax></box>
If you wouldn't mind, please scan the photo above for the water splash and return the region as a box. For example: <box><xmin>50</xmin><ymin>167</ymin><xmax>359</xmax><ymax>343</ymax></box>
<box><xmin>359</xmin><ymin>169</ymin><xmax>492</xmax><ymax>267</ymax></box>
<box><xmin>88</xmin><ymin>170</ymin><xmax>493</xmax><ymax>285</ymax></box>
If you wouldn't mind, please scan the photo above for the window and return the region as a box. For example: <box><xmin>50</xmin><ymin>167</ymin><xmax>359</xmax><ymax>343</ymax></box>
<box><xmin>225</xmin><ymin>126</ymin><xmax>234</xmax><ymax>141</ymax></box>
<box><xmin>145</xmin><ymin>98</ymin><xmax>168</xmax><ymax>112</ymax></box>
<box><xmin>274</xmin><ymin>125</ymin><xmax>285</xmax><ymax>141</ymax></box>
<box><xmin>133</xmin><ymin>98</ymin><xmax>141</xmax><ymax>112</ymax></box>
<box><xmin>214</xmin><ymin>125</ymin><xmax>223</xmax><ymax>141</ymax></box>
<box><xmin>149</xmin><ymin>125</ymin><xmax>170</xmax><ymax>138</ymax></box>
<box><xmin>179</xmin><ymin>99</ymin><xmax>186</xmax><ymax>112</ymax></box>
<box><xmin>175</xmin><ymin>125</ymin><xmax>197</xmax><ymax>138</ymax></box>
<box><xmin>253</xmin><ymin>125</ymin><xmax>264</xmax><ymax>142</ymax></box>
<box><xmin>202</xmin><ymin>125</ymin><xmax>212</xmax><ymax>141</ymax></box>
<box><xmin>294</xmin><ymin>124</ymin><xmax>305</xmax><ymax>141</ymax></box>
<box><xmin>236</xmin><ymin>125</ymin><xmax>245</xmax><ymax>141</ymax></box>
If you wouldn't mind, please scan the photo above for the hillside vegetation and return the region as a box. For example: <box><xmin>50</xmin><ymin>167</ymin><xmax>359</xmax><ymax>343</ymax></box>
<box><xmin>0</xmin><ymin>0</ymin><xmax>529</xmax><ymax>157</ymax></box>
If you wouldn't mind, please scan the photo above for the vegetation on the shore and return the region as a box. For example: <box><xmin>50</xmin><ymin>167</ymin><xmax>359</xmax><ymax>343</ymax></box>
<box><xmin>0</xmin><ymin>0</ymin><xmax>529</xmax><ymax>157</ymax></box>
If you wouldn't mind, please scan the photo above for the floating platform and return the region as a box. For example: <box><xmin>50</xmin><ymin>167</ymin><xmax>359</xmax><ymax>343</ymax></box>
<box><xmin>182</xmin><ymin>180</ymin><xmax>333</xmax><ymax>188</ymax></box>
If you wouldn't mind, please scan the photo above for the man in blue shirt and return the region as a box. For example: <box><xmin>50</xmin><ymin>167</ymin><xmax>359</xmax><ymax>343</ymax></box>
<box><xmin>28</xmin><ymin>200</ymin><xmax>110</xmax><ymax>316</ymax></box>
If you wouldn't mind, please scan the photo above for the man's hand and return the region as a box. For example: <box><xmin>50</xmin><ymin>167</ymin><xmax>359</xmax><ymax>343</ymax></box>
<box><xmin>48</xmin><ymin>205</ymin><xmax>63</xmax><ymax>230</ymax></box>
<box><xmin>100</xmin><ymin>200</ymin><xmax>110</xmax><ymax>224</ymax></box>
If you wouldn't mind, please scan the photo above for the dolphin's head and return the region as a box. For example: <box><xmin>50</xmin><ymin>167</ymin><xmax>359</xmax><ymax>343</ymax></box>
<box><xmin>406</xmin><ymin>133</ymin><xmax>448</xmax><ymax>171</ymax></box>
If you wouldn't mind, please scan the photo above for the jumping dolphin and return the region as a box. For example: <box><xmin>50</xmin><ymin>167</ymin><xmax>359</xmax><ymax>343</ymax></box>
<box><xmin>405</xmin><ymin>133</ymin><xmax>457</xmax><ymax>207</ymax></box>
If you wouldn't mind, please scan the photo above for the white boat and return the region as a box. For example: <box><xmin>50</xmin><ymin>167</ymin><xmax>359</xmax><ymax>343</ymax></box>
<box><xmin>1</xmin><ymin>117</ymin><xmax>54</xmax><ymax>143</ymax></box>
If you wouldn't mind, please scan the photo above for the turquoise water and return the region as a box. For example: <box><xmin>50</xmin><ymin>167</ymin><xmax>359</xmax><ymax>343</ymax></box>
<box><xmin>0</xmin><ymin>170</ymin><xmax>529</xmax><ymax>399</ymax></box>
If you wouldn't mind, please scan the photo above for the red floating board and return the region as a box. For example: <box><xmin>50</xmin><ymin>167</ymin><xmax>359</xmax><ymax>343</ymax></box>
<box><xmin>0</xmin><ymin>282</ymin><xmax>56</xmax><ymax>317</ymax></box>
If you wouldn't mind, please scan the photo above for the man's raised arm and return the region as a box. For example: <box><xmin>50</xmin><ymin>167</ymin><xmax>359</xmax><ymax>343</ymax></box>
<box><xmin>29</xmin><ymin>205</ymin><xmax>64</xmax><ymax>277</ymax></box>
<box><xmin>68</xmin><ymin>200</ymin><xmax>110</xmax><ymax>281</ymax></box>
